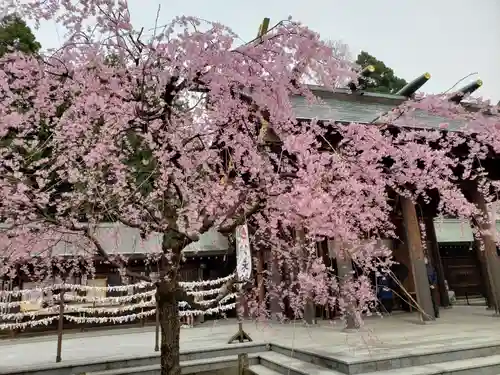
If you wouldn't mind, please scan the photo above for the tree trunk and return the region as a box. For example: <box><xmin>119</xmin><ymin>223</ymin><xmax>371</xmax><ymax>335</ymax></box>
<box><xmin>157</xmin><ymin>281</ymin><xmax>181</xmax><ymax>375</ymax></box>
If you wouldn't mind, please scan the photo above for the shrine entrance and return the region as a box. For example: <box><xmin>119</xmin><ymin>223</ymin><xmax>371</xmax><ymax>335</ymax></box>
<box><xmin>440</xmin><ymin>242</ymin><xmax>486</xmax><ymax>299</ymax></box>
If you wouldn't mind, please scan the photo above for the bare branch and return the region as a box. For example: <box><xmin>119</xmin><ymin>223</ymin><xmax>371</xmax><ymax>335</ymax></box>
<box><xmin>217</xmin><ymin>193</ymin><xmax>248</xmax><ymax>228</ymax></box>
<box><xmin>219</xmin><ymin>199</ymin><xmax>264</xmax><ymax>234</ymax></box>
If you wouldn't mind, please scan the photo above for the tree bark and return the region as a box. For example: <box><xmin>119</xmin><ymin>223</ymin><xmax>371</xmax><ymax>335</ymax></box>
<box><xmin>157</xmin><ymin>281</ymin><xmax>181</xmax><ymax>375</ymax></box>
<box><xmin>154</xmin><ymin>229</ymin><xmax>237</xmax><ymax>375</ymax></box>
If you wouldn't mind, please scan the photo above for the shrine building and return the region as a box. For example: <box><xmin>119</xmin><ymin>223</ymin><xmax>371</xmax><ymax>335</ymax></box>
<box><xmin>253</xmin><ymin>72</ymin><xmax>500</xmax><ymax>323</ymax></box>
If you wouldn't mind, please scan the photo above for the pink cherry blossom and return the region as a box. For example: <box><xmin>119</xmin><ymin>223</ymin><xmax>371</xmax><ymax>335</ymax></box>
<box><xmin>0</xmin><ymin>2</ymin><xmax>500</xmax><ymax>374</ymax></box>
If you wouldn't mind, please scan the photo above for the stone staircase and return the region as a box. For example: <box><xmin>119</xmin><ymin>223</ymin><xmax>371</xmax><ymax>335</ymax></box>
<box><xmin>79</xmin><ymin>344</ymin><xmax>264</xmax><ymax>375</ymax></box>
<box><xmin>78</xmin><ymin>340</ymin><xmax>500</xmax><ymax>375</ymax></box>
<box><xmin>9</xmin><ymin>343</ymin><xmax>265</xmax><ymax>375</ymax></box>
<box><xmin>247</xmin><ymin>342</ymin><xmax>500</xmax><ymax>375</ymax></box>
<box><xmin>10</xmin><ymin>339</ymin><xmax>500</xmax><ymax>375</ymax></box>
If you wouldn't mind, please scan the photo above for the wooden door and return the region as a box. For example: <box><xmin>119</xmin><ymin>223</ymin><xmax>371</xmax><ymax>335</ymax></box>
<box><xmin>179</xmin><ymin>265</ymin><xmax>197</xmax><ymax>282</ymax></box>
<box><xmin>440</xmin><ymin>243</ymin><xmax>484</xmax><ymax>298</ymax></box>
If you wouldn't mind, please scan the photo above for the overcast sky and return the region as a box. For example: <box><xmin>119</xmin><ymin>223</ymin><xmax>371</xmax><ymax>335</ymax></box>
<box><xmin>31</xmin><ymin>0</ymin><xmax>500</xmax><ymax>102</ymax></box>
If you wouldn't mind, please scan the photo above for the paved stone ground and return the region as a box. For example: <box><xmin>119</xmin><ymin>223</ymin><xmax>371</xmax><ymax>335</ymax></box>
<box><xmin>1</xmin><ymin>305</ymin><xmax>500</xmax><ymax>371</ymax></box>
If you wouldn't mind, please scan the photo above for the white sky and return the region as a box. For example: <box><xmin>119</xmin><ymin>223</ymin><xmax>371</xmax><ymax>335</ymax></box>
<box><xmin>30</xmin><ymin>0</ymin><xmax>500</xmax><ymax>102</ymax></box>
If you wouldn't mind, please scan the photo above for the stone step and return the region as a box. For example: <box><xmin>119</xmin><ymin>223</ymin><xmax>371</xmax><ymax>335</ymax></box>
<box><xmin>248</xmin><ymin>364</ymin><xmax>282</xmax><ymax>375</ymax></box>
<box><xmin>269</xmin><ymin>340</ymin><xmax>500</xmax><ymax>374</ymax></box>
<box><xmin>254</xmin><ymin>350</ymin><xmax>500</xmax><ymax>375</ymax></box>
<box><xmin>85</xmin><ymin>365</ymin><xmax>158</xmax><ymax>375</ymax></box>
<box><xmin>85</xmin><ymin>354</ymin><xmax>260</xmax><ymax>375</ymax></box>
<box><xmin>363</xmin><ymin>353</ymin><xmax>500</xmax><ymax>374</ymax></box>
<box><xmin>258</xmin><ymin>352</ymin><xmax>345</xmax><ymax>375</ymax></box>
<box><xmin>43</xmin><ymin>343</ymin><xmax>267</xmax><ymax>375</ymax></box>
<box><xmin>180</xmin><ymin>343</ymin><xmax>266</xmax><ymax>362</ymax></box>
<box><xmin>454</xmin><ymin>299</ymin><xmax>486</xmax><ymax>306</ymax></box>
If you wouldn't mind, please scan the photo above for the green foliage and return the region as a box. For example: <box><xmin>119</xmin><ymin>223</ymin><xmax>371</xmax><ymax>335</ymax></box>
<box><xmin>104</xmin><ymin>53</ymin><xmax>121</xmax><ymax>67</ymax></box>
<box><xmin>123</xmin><ymin>130</ymin><xmax>157</xmax><ymax>196</ymax></box>
<box><xmin>356</xmin><ymin>51</ymin><xmax>407</xmax><ymax>94</ymax></box>
<box><xmin>0</xmin><ymin>14</ymin><xmax>43</xmax><ymax>171</ymax></box>
<box><xmin>0</xmin><ymin>14</ymin><xmax>41</xmax><ymax>57</ymax></box>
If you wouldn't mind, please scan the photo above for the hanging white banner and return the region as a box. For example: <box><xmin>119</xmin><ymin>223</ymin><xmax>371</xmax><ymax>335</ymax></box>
<box><xmin>235</xmin><ymin>224</ymin><xmax>252</xmax><ymax>281</ymax></box>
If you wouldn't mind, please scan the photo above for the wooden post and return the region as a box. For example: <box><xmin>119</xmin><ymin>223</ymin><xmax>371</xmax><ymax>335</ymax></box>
<box><xmin>228</xmin><ymin>223</ymin><xmax>253</xmax><ymax>344</ymax></box>
<box><xmin>257</xmin><ymin>250</ymin><xmax>265</xmax><ymax>305</ymax></box>
<box><xmin>56</xmin><ymin>290</ymin><xmax>65</xmax><ymax>363</ymax></box>
<box><xmin>154</xmin><ymin>299</ymin><xmax>160</xmax><ymax>352</ymax></box>
<box><xmin>197</xmin><ymin>266</ymin><xmax>204</xmax><ymax>325</ymax></box>
<box><xmin>296</xmin><ymin>229</ymin><xmax>315</xmax><ymax>325</ymax></box>
<box><xmin>238</xmin><ymin>353</ymin><xmax>249</xmax><ymax>375</ymax></box>
<box><xmin>469</xmin><ymin>188</ymin><xmax>500</xmax><ymax>313</ymax></box>
<box><xmin>337</xmin><ymin>253</ymin><xmax>359</xmax><ymax>329</ymax></box>
<box><xmin>269</xmin><ymin>258</ymin><xmax>281</xmax><ymax>320</ymax></box>
<box><xmin>473</xmin><ymin>237</ymin><xmax>495</xmax><ymax>308</ymax></box>
<box><xmin>5</xmin><ymin>280</ymin><xmax>17</xmax><ymax>338</ymax></box>
<box><xmin>227</xmin><ymin>311</ymin><xmax>252</xmax><ymax>343</ymax></box>
<box><xmin>327</xmin><ymin>240</ymin><xmax>358</xmax><ymax>329</ymax></box>
<box><xmin>424</xmin><ymin>215</ymin><xmax>450</xmax><ymax>307</ymax></box>
<box><xmin>400</xmin><ymin>197</ymin><xmax>435</xmax><ymax>321</ymax></box>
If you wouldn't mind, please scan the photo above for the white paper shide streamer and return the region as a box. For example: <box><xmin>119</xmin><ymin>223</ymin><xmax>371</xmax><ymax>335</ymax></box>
<box><xmin>0</xmin><ymin>274</ymin><xmax>237</xmax><ymax>330</ymax></box>
<box><xmin>0</xmin><ymin>274</ymin><xmax>235</xmax><ymax>297</ymax></box>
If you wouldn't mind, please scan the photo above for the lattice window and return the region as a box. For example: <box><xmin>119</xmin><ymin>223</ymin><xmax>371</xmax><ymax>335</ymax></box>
<box><xmin>179</xmin><ymin>267</ymin><xmax>197</xmax><ymax>282</ymax></box>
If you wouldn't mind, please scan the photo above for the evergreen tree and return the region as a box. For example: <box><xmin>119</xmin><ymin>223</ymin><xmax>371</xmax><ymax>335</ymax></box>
<box><xmin>356</xmin><ymin>51</ymin><xmax>407</xmax><ymax>94</ymax></box>
<box><xmin>0</xmin><ymin>14</ymin><xmax>41</xmax><ymax>57</ymax></box>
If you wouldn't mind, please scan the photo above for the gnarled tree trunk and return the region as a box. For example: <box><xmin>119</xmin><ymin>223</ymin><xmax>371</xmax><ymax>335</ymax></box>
<box><xmin>157</xmin><ymin>280</ymin><xmax>181</xmax><ymax>375</ymax></box>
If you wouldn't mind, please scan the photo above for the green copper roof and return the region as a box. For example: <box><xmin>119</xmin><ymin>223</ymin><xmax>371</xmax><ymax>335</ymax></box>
<box><xmin>434</xmin><ymin>219</ymin><xmax>500</xmax><ymax>243</ymax></box>
<box><xmin>292</xmin><ymin>85</ymin><xmax>467</xmax><ymax>130</ymax></box>
<box><xmin>434</xmin><ymin>219</ymin><xmax>474</xmax><ymax>242</ymax></box>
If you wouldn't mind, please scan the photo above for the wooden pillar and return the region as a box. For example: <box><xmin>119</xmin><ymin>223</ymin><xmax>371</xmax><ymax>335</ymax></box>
<box><xmin>400</xmin><ymin>197</ymin><xmax>435</xmax><ymax>321</ymax></box>
<box><xmin>269</xmin><ymin>258</ymin><xmax>281</xmax><ymax>320</ymax></box>
<box><xmin>56</xmin><ymin>290</ymin><xmax>65</xmax><ymax>363</ymax></box>
<box><xmin>256</xmin><ymin>251</ymin><xmax>265</xmax><ymax>305</ymax></box>
<box><xmin>327</xmin><ymin>240</ymin><xmax>358</xmax><ymax>329</ymax></box>
<box><xmin>469</xmin><ymin>189</ymin><xmax>500</xmax><ymax>313</ymax></box>
<box><xmin>197</xmin><ymin>266</ymin><xmax>204</xmax><ymax>324</ymax></box>
<box><xmin>238</xmin><ymin>353</ymin><xmax>249</xmax><ymax>375</ymax></box>
<box><xmin>304</xmin><ymin>299</ymin><xmax>315</xmax><ymax>325</ymax></box>
<box><xmin>424</xmin><ymin>215</ymin><xmax>450</xmax><ymax>307</ymax></box>
<box><xmin>473</xmin><ymin>236</ymin><xmax>495</xmax><ymax>308</ymax></box>
<box><xmin>338</xmin><ymin>256</ymin><xmax>359</xmax><ymax>329</ymax></box>
<box><xmin>154</xmin><ymin>299</ymin><xmax>160</xmax><ymax>352</ymax></box>
<box><xmin>296</xmin><ymin>229</ymin><xmax>315</xmax><ymax>325</ymax></box>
